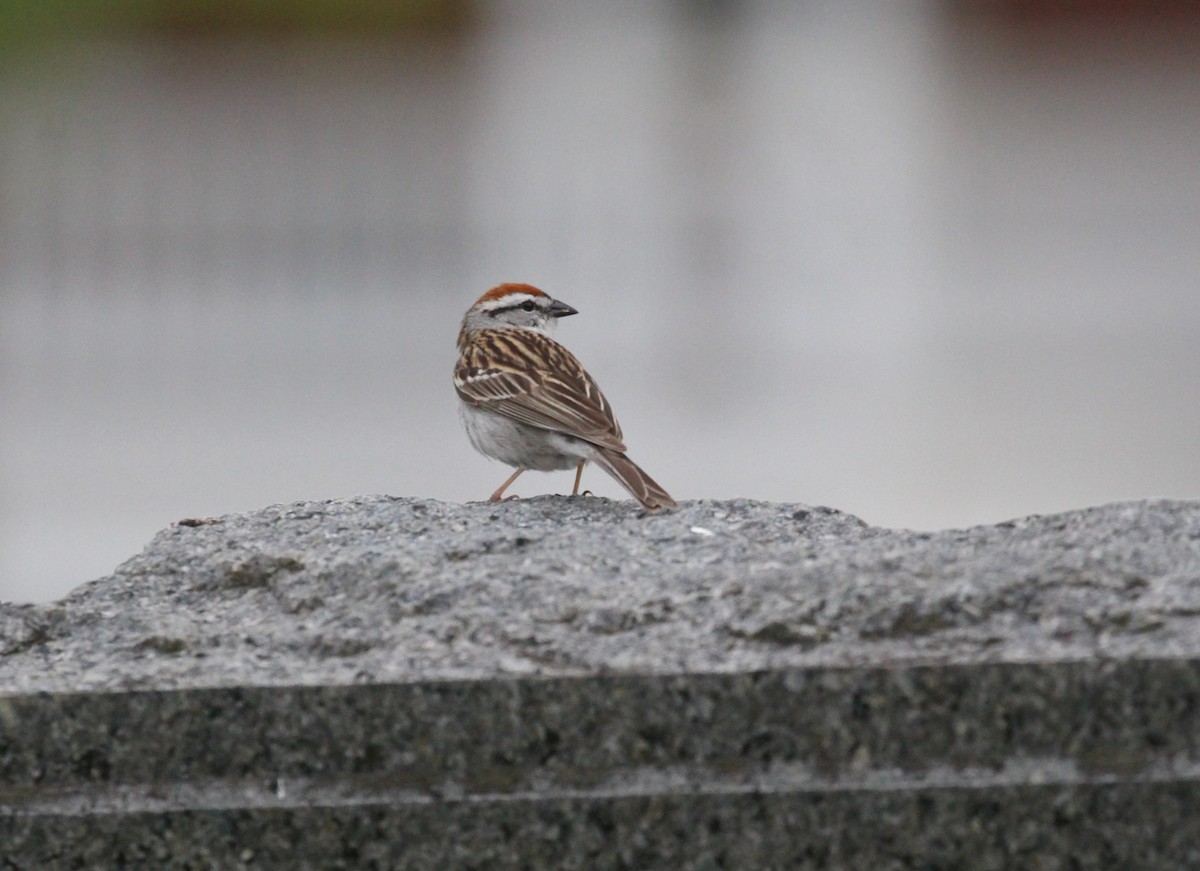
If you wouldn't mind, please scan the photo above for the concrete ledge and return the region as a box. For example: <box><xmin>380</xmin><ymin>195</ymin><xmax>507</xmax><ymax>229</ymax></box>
<box><xmin>3</xmin><ymin>497</ymin><xmax>1200</xmax><ymax>867</ymax></box>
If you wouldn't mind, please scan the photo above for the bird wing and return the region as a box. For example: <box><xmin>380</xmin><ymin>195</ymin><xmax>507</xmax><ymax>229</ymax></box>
<box><xmin>455</xmin><ymin>329</ymin><xmax>627</xmax><ymax>452</ymax></box>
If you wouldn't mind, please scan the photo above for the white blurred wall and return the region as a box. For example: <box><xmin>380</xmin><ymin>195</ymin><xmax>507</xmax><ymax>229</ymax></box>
<box><xmin>3</xmin><ymin>1</ymin><xmax>1199</xmax><ymax>601</ymax></box>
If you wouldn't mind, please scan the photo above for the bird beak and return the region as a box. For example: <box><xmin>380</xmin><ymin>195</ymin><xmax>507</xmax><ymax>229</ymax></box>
<box><xmin>548</xmin><ymin>299</ymin><xmax>578</xmax><ymax>318</ymax></box>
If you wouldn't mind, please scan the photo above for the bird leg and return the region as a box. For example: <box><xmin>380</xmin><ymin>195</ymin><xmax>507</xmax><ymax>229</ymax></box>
<box><xmin>572</xmin><ymin>460</ymin><xmax>587</xmax><ymax>496</ymax></box>
<box><xmin>489</xmin><ymin>468</ymin><xmax>525</xmax><ymax>502</ymax></box>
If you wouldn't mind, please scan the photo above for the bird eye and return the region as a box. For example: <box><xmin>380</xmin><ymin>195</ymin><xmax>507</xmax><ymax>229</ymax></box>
<box><xmin>521</xmin><ymin>301</ymin><xmax>536</xmax><ymax>312</ymax></box>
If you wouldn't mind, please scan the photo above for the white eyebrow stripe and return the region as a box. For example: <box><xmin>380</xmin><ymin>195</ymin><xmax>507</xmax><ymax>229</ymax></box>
<box><xmin>479</xmin><ymin>294</ymin><xmax>539</xmax><ymax>311</ymax></box>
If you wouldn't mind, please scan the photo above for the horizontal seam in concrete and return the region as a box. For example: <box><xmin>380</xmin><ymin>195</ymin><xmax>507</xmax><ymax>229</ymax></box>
<box><xmin>6</xmin><ymin>756</ymin><xmax>1200</xmax><ymax>818</ymax></box>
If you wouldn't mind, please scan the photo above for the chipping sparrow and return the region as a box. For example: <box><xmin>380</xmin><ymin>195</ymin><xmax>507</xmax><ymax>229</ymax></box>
<box><xmin>455</xmin><ymin>283</ymin><xmax>677</xmax><ymax>511</ymax></box>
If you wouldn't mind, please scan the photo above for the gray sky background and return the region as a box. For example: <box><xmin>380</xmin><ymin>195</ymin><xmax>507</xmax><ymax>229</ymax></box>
<box><xmin>3</xmin><ymin>1</ymin><xmax>1199</xmax><ymax>601</ymax></box>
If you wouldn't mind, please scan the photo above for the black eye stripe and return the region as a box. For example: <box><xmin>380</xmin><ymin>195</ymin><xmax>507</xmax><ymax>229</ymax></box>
<box><xmin>488</xmin><ymin>300</ymin><xmax>543</xmax><ymax>316</ymax></box>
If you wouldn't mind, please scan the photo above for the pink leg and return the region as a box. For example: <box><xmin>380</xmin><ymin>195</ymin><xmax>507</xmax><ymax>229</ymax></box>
<box><xmin>571</xmin><ymin>460</ymin><xmax>587</xmax><ymax>496</ymax></box>
<box><xmin>489</xmin><ymin>468</ymin><xmax>525</xmax><ymax>502</ymax></box>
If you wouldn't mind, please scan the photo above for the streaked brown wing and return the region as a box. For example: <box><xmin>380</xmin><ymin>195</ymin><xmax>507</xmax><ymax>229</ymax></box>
<box><xmin>455</xmin><ymin>329</ymin><xmax>626</xmax><ymax>452</ymax></box>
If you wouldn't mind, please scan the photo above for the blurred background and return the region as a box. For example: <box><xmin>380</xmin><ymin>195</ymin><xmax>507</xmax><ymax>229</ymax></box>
<box><xmin>3</xmin><ymin>0</ymin><xmax>1199</xmax><ymax>602</ymax></box>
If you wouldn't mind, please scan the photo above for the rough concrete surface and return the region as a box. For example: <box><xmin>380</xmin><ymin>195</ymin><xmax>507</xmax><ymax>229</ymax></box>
<box><xmin>3</xmin><ymin>496</ymin><xmax>1200</xmax><ymax>868</ymax></box>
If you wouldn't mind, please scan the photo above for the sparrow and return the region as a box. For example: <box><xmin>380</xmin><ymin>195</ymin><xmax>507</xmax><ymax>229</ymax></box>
<box><xmin>454</xmin><ymin>283</ymin><xmax>677</xmax><ymax>511</ymax></box>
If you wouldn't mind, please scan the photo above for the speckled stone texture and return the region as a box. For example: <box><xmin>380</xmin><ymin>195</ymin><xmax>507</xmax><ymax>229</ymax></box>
<box><xmin>3</xmin><ymin>496</ymin><xmax>1200</xmax><ymax>868</ymax></box>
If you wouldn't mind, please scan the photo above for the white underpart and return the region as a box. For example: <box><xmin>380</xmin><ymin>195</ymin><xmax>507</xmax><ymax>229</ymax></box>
<box><xmin>458</xmin><ymin>402</ymin><xmax>592</xmax><ymax>472</ymax></box>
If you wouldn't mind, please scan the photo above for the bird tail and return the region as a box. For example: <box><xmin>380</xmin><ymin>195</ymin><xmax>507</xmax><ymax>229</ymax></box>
<box><xmin>591</xmin><ymin>448</ymin><xmax>678</xmax><ymax>511</ymax></box>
